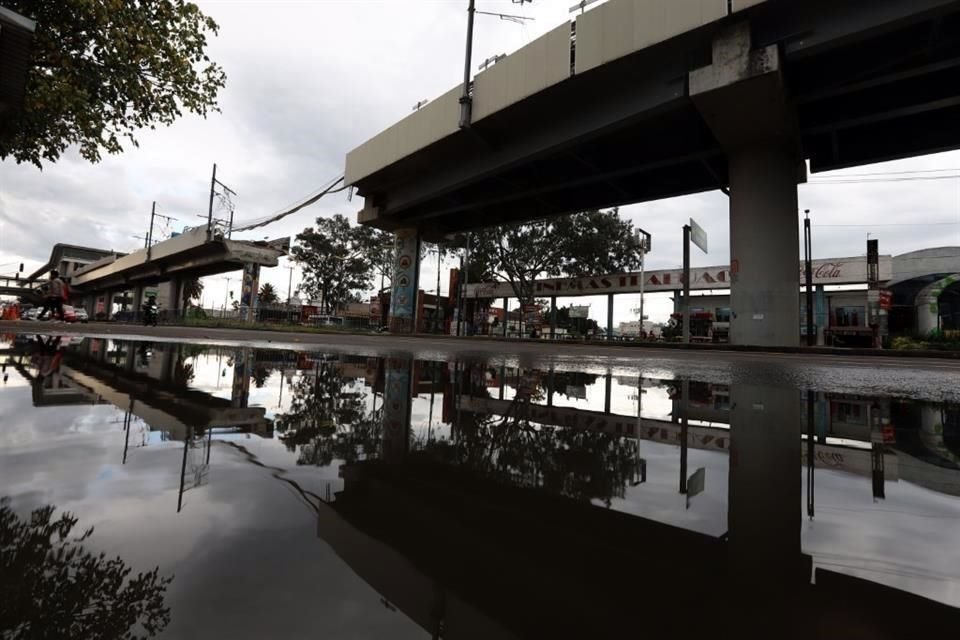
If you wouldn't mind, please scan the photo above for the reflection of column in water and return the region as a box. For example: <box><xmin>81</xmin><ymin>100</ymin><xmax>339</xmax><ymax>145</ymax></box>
<box><xmin>382</xmin><ymin>357</ymin><xmax>413</xmax><ymax>463</ymax></box>
<box><xmin>805</xmin><ymin>389</ymin><xmax>815</xmax><ymax>519</ymax></box>
<box><xmin>231</xmin><ymin>348</ymin><xmax>252</xmax><ymax>408</ymax></box>
<box><xmin>177</xmin><ymin>426</ymin><xmax>191</xmax><ymax>513</ymax></box>
<box><xmin>728</xmin><ymin>383</ymin><xmax>803</xmax><ymax>586</ymax></box>
<box><xmin>603</xmin><ymin>373</ymin><xmax>612</xmax><ymax>414</ymax></box>
<box><xmin>679</xmin><ymin>379</ymin><xmax>689</xmax><ymax>494</ymax></box>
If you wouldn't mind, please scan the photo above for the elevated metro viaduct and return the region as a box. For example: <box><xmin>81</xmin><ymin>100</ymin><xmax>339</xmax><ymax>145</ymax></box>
<box><xmin>18</xmin><ymin>228</ymin><xmax>289</xmax><ymax>319</ymax></box>
<box><xmin>345</xmin><ymin>0</ymin><xmax>960</xmax><ymax>346</ymax></box>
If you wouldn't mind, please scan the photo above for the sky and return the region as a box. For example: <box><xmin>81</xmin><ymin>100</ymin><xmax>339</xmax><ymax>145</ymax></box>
<box><xmin>0</xmin><ymin>0</ymin><xmax>958</xmax><ymax>324</ymax></box>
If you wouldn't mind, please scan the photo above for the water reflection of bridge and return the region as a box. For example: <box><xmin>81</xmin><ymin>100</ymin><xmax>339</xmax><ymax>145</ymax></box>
<box><xmin>310</xmin><ymin>359</ymin><xmax>959</xmax><ymax>638</ymax></box>
<box><xmin>8</xmin><ymin>338</ymin><xmax>271</xmax><ymax>440</ymax></box>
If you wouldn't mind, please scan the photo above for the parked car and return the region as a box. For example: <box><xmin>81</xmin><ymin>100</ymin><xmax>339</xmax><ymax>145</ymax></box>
<box><xmin>21</xmin><ymin>307</ymin><xmax>39</xmax><ymax>321</ymax></box>
<box><xmin>61</xmin><ymin>305</ymin><xmax>78</xmax><ymax>323</ymax></box>
<box><xmin>73</xmin><ymin>307</ymin><xmax>89</xmax><ymax>323</ymax></box>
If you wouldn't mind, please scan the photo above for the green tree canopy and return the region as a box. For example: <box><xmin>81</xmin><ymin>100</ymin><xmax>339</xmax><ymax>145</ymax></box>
<box><xmin>258</xmin><ymin>283</ymin><xmax>279</xmax><ymax>304</ymax></box>
<box><xmin>1</xmin><ymin>0</ymin><xmax>226</xmax><ymax>167</ymax></box>
<box><xmin>0</xmin><ymin>498</ymin><xmax>172</xmax><ymax>638</ymax></box>
<box><xmin>182</xmin><ymin>276</ymin><xmax>203</xmax><ymax>308</ymax></box>
<box><xmin>292</xmin><ymin>215</ymin><xmax>391</xmax><ymax>314</ymax></box>
<box><xmin>467</xmin><ymin>208</ymin><xmax>643</xmax><ymax>304</ymax></box>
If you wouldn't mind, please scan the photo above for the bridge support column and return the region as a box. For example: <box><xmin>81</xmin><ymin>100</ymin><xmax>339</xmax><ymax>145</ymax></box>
<box><xmin>169</xmin><ymin>277</ymin><xmax>184</xmax><ymax>319</ymax></box>
<box><xmin>691</xmin><ymin>22</ymin><xmax>801</xmax><ymax>347</ymax></box>
<box><xmin>131</xmin><ymin>286</ymin><xmax>144</xmax><ymax>323</ymax></box>
<box><xmin>388</xmin><ymin>228</ymin><xmax>421</xmax><ymax>333</ymax></box>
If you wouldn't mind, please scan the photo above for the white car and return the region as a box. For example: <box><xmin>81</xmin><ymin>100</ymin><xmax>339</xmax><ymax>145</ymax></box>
<box><xmin>21</xmin><ymin>307</ymin><xmax>40</xmax><ymax>321</ymax></box>
<box><xmin>73</xmin><ymin>307</ymin><xmax>90</xmax><ymax>323</ymax></box>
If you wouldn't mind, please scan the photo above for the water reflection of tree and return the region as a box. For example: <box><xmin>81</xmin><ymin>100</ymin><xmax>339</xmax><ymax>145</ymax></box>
<box><xmin>426</xmin><ymin>367</ymin><xmax>638</xmax><ymax>507</ymax></box>
<box><xmin>276</xmin><ymin>362</ymin><xmax>381</xmax><ymax>467</ymax></box>
<box><xmin>0</xmin><ymin>498</ymin><xmax>171</xmax><ymax>639</ymax></box>
<box><xmin>441</xmin><ymin>410</ymin><xmax>639</xmax><ymax>507</ymax></box>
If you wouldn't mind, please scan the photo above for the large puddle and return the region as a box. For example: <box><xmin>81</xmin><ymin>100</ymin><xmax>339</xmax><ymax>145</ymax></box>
<box><xmin>2</xmin><ymin>333</ymin><xmax>958</xmax><ymax>638</ymax></box>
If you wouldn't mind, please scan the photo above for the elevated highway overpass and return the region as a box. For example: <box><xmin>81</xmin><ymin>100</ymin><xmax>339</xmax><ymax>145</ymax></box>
<box><xmin>64</xmin><ymin>228</ymin><xmax>286</xmax><ymax>318</ymax></box>
<box><xmin>346</xmin><ymin>0</ymin><xmax>960</xmax><ymax>345</ymax></box>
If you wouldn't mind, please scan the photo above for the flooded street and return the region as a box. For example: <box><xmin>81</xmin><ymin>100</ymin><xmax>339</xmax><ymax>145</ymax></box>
<box><xmin>2</xmin><ymin>332</ymin><xmax>959</xmax><ymax>638</ymax></box>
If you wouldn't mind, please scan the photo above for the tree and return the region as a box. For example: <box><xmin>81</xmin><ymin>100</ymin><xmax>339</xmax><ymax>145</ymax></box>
<box><xmin>182</xmin><ymin>277</ymin><xmax>203</xmax><ymax>309</ymax></box>
<box><xmin>292</xmin><ymin>215</ymin><xmax>379</xmax><ymax>314</ymax></box>
<box><xmin>468</xmin><ymin>208</ymin><xmax>643</xmax><ymax>305</ymax></box>
<box><xmin>258</xmin><ymin>283</ymin><xmax>279</xmax><ymax>304</ymax></box>
<box><xmin>0</xmin><ymin>498</ymin><xmax>172</xmax><ymax>638</ymax></box>
<box><xmin>1</xmin><ymin>1</ymin><xmax>226</xmax><ymax>168</ymax></box>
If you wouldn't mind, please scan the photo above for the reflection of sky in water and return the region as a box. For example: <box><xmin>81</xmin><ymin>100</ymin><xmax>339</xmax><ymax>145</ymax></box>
<box><xmin>2</xmin><ymin>334</ymin><xmax>960</xmax><ymax>628</ymax></box>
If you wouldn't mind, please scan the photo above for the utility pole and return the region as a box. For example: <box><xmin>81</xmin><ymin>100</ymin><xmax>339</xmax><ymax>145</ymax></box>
<box><xmin>458</xmin><ymin>0</ymin><xmax>477</xmax><ymax>129</ymax></box>
<box><xmin>207</xmin><ymin>163</ymin><xmax>217</xmax><ymax>242</ymax></box>
<box><xmin>285</xmin><ymin>265</ymin><xmax>295</xmax><ymax>303</ymax></box>
<box><xmin>682</xmin><ymin>224</ymin><xmax>691</xmax><ymax>344</ymax></box>
<box><xmin>436</xmin><ymin>243</ymin><xmax>443</xmax><ymax>333</ymax></box>
<box><xmin>146</xmin><ymin>203</ymin><xmax>176</xmax><ymax>262</ymax></box>
<box><xmin>803</xmin><ymin>209</ymin><xmax>814</xmax><ymax>346</ymax></box>
<box><xmin>636</xmin><ymin>228</ymin><xmax>651</xmax><ymax>336</ymax></box>
<box><xmin>458</xmin><ymin>0</ymin><xmax>534</xmax><ymax>129</ymax></box>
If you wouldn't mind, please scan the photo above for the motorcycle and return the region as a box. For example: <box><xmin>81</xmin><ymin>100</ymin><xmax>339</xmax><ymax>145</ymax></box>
<box><xmin>143</xmin><ymin>302</ymin><xmax>159</xmax><ymax>327</ymax></box>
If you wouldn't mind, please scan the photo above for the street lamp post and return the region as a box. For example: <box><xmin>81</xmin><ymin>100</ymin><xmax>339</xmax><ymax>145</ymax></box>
<box><xmin>458</xmin><ymin>1</ymin><xmax>534</xmax><ymax>129</ymax></box>
<box><xmin>803</xmin><ymin>209</ymin><xmax>814</xmax><ymax>346</ymax></box>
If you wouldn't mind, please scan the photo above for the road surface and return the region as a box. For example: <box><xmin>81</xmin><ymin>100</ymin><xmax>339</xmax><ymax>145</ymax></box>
<box><xmin>1</xmin><ymin>320</ymin><xmax>958</xmax><ymax>401</ymax></box>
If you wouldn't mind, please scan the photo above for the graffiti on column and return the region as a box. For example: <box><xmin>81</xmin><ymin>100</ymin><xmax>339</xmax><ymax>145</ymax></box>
<box><xmin>240</xmin><ymin>263</ymin><xmax>260</xmax><ymax>320</ymax></box>
<box><xmin>382</xmin><ymin>357</ymin><xmax>412</xmax><ymax>462</ymax></box>
<box><xmin>389</xmin><ymin>229</ymin><xmax>419</xmax><ymax>332</ymax></box>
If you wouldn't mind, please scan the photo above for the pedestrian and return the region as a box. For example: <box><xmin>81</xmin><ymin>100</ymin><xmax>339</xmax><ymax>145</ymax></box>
<box><xmin>37</xmin><ymin>271</ymin><xmax>65</xmax><ymax>321</ymax></box>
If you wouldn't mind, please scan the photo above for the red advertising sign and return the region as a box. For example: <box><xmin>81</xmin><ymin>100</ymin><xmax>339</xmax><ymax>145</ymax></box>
<box><xmin>879</xmin><ymin>289</ymin><xmax>892</xmax><ymax>311</ymax></box>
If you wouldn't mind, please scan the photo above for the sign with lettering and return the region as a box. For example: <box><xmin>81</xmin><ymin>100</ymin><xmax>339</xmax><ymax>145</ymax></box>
<box><xmin>464</xmin><ymin>256</ymin><xmax>893</xmax><ymax>299</ymax></box>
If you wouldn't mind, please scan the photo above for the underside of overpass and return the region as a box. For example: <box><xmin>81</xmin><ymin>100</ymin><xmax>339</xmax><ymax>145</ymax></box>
<box><xmin>347</xmin><ymin>0</ymin><xmax>960</xmax><ymax>346</ymax></box>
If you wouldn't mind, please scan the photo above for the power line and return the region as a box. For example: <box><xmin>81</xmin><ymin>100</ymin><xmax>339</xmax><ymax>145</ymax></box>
<box><xmin>809</xmin><ymin>175</ymin><xmax>959</xmax><ymax>184</ymax></box>
<box><xmin>814</xmin><ymin>222</ymin><xmax>960</xmax><ymax>227</ymax></box>
<box><xmin>818</xmin><ymin>167</ymin><xmax>960</xmax><ymax>178</ymax></box>
<box><xmin>231</xmin><ymin>175</ymin><xmax>346</xmax><ymax>233</ymax></box>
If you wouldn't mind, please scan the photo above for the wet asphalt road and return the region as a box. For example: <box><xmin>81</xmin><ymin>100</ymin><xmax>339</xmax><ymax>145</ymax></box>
<box><xmin>2</xmin><ymin>320</ymin><xmax>958</xmax><ymax>401</ymax></box>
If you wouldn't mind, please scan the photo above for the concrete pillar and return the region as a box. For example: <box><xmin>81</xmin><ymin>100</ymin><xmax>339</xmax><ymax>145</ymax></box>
<box><xmin>168</xmin><ymin>277</ymin><xmax>182</xmax><ymax>319</ymax></box>
<box><xmin>103</xmin><ymin>290</ymin><xmax>114</xmax><ymax>320</ymax></box>
<box><xmin>690</xmin><ymin>22</ymin><xmax>801</xmax><ymax>347</ymax></box>
<box><xmin>240</xmin><ymin>263</ymin><xmax>261</xmax><ymax>323</ymax></box>
<box><xmin>131</xmin><ymin>286</ymin><xmax>144</xmax><ymax>323</ymax></box>
<box><xmin>388</xmin><ymin>229</ymin><xmax>421</xmax><ymax>334</ymax></box>
<box><xmin>727</xmin><ymin>148</ymin><xmax>801</xmax><ymax>346</ymax></box>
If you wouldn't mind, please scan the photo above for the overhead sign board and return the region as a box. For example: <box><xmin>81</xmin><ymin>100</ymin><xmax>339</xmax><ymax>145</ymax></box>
<box><xmin>568</xmin><ymin>305</ymin><xmax>590</xmax><ymax>318</ymax></box>
<box><xmin>689</xmin><ymin>218</ymin><xmax>708</xmax><ymax>254</ymax></box>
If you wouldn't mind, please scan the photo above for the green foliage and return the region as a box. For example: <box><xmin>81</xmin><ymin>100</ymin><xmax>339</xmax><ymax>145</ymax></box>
<box><xmin>292</xmin><ymin>215</ymin><xmax>391</xmax><ymax>314</ymax></box>
<box><xmin>258</xmin><ymin>283</ymin><xmax>279</xmax><ymax>304</ymax></box>
<box><xmin>1</xmin><ymin>0</ymin><xmax>226</xmax><ymax>167</ymax></box>
<box><xmin>469</xmin><ymin>208</ymin><xmax>643</xmax><ymax>303</ymax></box>
<box><xmin>0</xmin><ymin>498</ymin><xmax>172</xmax><ymax>639</ymax></box>
<box><xmin>181</xmin><ymin>277</ymin><xmax>203</xmax><ymax>308</ymax></box>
